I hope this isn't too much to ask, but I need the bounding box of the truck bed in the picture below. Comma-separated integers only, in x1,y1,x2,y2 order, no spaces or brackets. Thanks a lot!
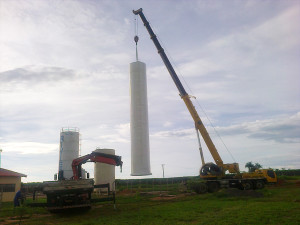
43,179,94,211
43,179,94,194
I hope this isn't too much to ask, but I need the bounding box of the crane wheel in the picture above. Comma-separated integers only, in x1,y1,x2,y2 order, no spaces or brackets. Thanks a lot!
198,183,208,194
207,182,220,193
200,163,222,177
243,181,253,190
191,182,207,194
254,181,264,189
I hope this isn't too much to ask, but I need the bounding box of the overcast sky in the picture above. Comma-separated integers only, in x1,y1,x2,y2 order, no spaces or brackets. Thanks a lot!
0,0,299,182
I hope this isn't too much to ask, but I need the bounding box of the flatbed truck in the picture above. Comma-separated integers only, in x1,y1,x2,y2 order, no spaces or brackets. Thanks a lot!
42,151,122,211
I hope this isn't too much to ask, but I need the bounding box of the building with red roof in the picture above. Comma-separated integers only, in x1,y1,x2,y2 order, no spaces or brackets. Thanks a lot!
0,168,27,202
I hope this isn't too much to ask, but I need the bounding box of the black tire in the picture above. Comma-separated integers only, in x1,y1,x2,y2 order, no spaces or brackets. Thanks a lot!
243,181,253,190
207,182,220,193
255,181,265,189
193,183,207,194
198,183,208,194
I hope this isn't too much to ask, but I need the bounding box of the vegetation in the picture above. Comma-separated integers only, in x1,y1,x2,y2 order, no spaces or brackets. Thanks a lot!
245,161,262,172
0,175,299,224
275,169,300,176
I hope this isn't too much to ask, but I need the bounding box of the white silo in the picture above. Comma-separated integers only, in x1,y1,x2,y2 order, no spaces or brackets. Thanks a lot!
58,127,80,180
94,148,116,192
130,61,151,176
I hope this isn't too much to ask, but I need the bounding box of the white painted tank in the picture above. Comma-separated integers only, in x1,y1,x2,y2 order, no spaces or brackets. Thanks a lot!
58,127,80,180
94,148,116,192
130,61,152,176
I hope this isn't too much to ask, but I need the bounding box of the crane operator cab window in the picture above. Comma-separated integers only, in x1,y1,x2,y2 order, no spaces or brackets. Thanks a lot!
267,170,276,178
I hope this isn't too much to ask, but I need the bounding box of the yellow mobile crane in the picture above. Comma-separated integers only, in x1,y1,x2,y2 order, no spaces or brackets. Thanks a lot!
133,8,277,193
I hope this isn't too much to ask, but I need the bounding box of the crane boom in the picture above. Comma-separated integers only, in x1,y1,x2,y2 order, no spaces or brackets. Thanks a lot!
72,151,123,180
133,8,224,167
132,9,280,187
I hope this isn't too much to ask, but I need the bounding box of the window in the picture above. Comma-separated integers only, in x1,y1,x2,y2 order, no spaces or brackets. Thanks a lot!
0,184,16,192
267,170,275,178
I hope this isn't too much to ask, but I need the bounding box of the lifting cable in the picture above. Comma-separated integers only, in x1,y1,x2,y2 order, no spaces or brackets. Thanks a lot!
155,34,237,163
134,15,139,61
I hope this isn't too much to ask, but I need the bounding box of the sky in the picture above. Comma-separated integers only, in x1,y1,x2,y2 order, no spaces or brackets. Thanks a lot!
0,0,299,182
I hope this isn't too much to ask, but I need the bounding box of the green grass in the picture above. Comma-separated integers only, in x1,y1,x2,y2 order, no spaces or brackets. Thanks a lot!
1,179,299,225
278,175,300,180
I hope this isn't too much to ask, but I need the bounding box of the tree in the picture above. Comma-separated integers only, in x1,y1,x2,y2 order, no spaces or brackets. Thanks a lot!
245,162,255,172
254,163,262,170
245,162,263,172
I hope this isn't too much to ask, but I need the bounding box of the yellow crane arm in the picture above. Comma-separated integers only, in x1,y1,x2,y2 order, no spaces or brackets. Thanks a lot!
182,95,223,166
133,8,240,176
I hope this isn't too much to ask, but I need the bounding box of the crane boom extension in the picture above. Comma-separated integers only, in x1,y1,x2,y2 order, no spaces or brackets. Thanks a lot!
72,151,123,180
133,8,224,168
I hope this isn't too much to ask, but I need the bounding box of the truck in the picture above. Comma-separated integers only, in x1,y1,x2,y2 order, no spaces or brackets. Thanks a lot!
43,150,122,211
133,8,277,193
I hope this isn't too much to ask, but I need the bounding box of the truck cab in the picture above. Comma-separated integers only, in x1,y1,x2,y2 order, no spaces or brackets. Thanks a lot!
255,169,277,183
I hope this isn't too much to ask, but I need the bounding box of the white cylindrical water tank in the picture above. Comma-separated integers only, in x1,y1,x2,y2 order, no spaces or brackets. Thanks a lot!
58,127,80,180
130,61,152,176
94,148,116,192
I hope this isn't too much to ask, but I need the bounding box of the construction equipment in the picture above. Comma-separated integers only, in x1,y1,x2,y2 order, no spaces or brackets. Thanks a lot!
72,151,122,180
43,151,122,211
133,8,277,192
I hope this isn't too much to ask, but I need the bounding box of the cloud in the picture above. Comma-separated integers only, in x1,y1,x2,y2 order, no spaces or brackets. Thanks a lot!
1,142,57,154
178,59,220,77
151,128,195,139
249,7,300,51
163,121,173,127
205,6,300,66
0,0,131,72
97,123,130,144
217,112,300,143
151,112,300,144
0,66,77,85
247,114,300,143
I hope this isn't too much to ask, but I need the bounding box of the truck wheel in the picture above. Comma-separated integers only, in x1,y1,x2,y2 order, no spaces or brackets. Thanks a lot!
243,181,253,190
198,183,208,194
193,183,207,194
208,182,220,193
255,181,264,189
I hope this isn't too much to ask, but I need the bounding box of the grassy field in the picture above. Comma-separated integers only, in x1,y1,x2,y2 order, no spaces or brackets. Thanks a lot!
0,177,299,225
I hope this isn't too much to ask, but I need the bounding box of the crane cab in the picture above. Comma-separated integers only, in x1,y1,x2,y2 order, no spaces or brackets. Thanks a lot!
254,169,277,183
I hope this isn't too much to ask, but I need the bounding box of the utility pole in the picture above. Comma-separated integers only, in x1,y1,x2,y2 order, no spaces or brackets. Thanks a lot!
161,164,165,178
0,149,2,207
0,149,2,168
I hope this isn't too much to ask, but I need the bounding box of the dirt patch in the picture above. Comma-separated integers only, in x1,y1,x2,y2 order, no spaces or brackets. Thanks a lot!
140,191,168,196
275,179,286,186
151,195,177,201
93,204,104,209
150,193,194,201
117,190,136,196
0,215,50,225
1,218,28,225
272,179,300,188
221,189,264,198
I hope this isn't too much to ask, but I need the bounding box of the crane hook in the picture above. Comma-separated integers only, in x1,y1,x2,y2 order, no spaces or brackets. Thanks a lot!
134,15,139,61
134,35,139,44
134,35,139,61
